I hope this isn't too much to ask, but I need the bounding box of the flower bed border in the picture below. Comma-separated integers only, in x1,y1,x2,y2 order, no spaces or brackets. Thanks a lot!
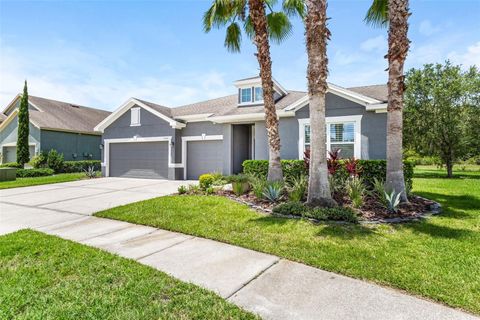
224,193,441,225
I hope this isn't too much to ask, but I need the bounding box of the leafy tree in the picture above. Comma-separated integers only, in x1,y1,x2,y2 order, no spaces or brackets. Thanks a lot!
364,0,410,202
203,0,300,182
404,62,480,177
17,81,30,168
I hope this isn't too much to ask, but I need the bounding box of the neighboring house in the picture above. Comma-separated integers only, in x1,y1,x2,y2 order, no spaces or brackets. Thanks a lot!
0,95,111,163
95,76,388,180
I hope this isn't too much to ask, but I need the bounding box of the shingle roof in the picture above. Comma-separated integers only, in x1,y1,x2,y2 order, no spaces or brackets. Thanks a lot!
135,98,172,118
26,96,111,133
348,84,388,102
171,90,307,118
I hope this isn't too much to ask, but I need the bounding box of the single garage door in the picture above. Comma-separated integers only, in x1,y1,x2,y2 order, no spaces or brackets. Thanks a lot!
109,141,169,179
2,145,35,163
186,140,223,180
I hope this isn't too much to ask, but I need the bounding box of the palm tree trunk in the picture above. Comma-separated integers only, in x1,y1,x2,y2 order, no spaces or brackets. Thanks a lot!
305,0,336,207
248,0,283,182
386,0,410,202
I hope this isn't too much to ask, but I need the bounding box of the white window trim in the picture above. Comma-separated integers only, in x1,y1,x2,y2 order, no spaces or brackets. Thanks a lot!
239,87,253,105
298,115,362,159
130,107,141,126
181,134,223,180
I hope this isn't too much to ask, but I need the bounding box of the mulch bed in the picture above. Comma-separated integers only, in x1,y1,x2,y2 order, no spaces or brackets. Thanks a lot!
217,189,441,224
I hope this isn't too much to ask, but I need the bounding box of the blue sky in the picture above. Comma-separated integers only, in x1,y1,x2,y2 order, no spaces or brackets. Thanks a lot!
0,0,479,111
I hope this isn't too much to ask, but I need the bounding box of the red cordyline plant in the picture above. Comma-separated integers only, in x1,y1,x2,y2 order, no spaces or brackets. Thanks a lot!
327,149,341,175
344,157,361,177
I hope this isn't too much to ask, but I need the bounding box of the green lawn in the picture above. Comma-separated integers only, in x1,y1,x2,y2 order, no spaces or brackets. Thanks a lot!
0,230,256,320
96,167,480,314
0,173,86,189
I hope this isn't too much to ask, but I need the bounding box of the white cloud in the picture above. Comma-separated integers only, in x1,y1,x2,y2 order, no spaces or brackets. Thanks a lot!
0,40,233,111
448,41,480,67
360,35,386,52
419,20,441,36
332,50,361,66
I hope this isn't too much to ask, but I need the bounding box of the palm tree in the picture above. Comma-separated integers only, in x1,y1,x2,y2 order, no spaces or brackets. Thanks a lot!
203,0,297,182
365,0,410,202
303,0,336,206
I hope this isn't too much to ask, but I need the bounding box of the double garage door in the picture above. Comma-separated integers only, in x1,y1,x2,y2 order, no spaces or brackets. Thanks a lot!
108,140,223,180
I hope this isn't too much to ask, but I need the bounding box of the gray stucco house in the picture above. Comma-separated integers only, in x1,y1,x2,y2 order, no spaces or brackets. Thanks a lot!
95,76,388,180
0,95,111,163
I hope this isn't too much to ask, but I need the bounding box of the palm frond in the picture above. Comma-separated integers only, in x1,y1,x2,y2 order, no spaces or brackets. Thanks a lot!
267,12,292,44
364,0,388,28
243,16,255,40
203,0,236,32
225,22,242,52
282,0,306,19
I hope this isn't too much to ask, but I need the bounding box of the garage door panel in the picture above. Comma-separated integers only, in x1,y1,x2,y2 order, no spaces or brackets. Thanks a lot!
109,142,168,179
187,140,223,180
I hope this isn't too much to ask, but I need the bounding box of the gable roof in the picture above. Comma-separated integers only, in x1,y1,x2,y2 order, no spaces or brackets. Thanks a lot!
348,84,388,102
94,98,186,132
0,95,111,134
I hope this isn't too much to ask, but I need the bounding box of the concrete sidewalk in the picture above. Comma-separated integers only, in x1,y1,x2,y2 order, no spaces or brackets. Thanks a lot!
1,179,477,320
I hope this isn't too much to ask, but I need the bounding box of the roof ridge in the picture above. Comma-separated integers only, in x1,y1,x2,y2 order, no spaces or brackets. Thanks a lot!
347,84,387,89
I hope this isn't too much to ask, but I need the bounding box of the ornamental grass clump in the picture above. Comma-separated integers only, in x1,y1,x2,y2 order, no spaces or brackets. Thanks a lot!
286,175,307,202
346,176,366,208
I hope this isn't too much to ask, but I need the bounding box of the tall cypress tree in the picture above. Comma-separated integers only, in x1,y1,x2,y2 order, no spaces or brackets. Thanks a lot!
17,81,30,167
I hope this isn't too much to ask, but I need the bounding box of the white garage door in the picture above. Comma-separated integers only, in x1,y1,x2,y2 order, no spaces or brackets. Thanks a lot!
2,145,35,163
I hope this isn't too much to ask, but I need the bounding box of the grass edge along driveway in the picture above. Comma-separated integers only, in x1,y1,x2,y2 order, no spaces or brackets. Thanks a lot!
0,230,257,320
0,173,86,189
95,168,480,315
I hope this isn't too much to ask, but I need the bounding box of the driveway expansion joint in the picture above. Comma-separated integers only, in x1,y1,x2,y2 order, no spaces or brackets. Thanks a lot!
226,258,280,300
136,236,196,261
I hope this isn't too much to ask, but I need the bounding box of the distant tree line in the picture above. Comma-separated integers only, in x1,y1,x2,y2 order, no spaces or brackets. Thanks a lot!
404,61,480,177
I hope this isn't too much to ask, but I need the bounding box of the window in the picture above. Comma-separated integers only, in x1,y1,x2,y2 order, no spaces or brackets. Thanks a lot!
254,87,263,102
130,107,141,126
298,116,362,159
329,122,355,158
240,88,252,104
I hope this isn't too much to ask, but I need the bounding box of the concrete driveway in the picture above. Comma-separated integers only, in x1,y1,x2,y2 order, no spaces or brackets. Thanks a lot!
0,177,190,234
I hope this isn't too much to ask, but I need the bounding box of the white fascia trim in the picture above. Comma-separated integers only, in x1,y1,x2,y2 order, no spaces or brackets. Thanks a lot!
297,115,363,160
0,109,18,132
209,110,295,124
174,113,214,123
95,98,185,132
103,136,180,177
284,95,309,111
1,94,21,115
181,134,223,180
327,83,381,106
365,103,388,111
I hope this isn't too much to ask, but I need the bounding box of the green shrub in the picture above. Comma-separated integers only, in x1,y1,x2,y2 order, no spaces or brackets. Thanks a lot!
30,152,48,168
0,162,22,168
47,150,64,173
243,159,414,192
63,160,101,173
199,173,214,190
187,184,201,194
286,175,307,202
178,185,187,194
272,201,358,223
308,207,358,223
248,174,267,199
243,160,307,180
16,168,54,178
345,177,366,208
272,201,307,216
